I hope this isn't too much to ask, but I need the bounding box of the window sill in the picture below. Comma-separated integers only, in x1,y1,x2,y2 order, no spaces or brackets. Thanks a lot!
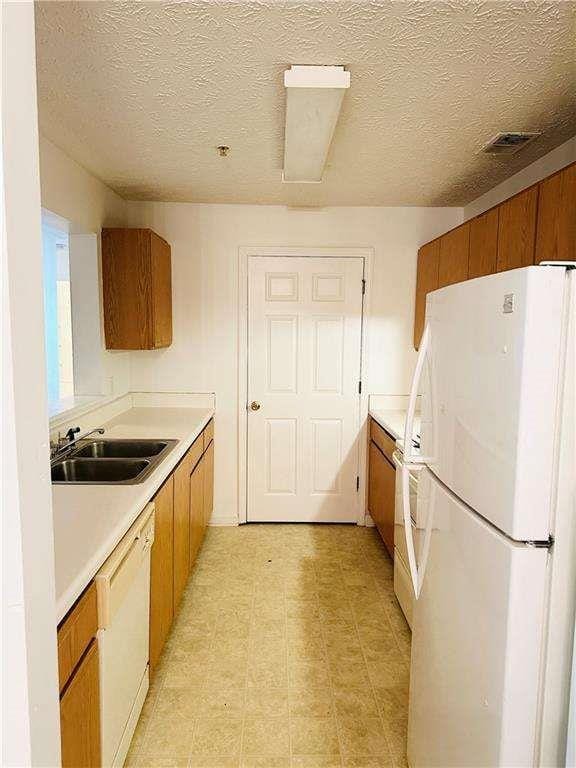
48,394,114,427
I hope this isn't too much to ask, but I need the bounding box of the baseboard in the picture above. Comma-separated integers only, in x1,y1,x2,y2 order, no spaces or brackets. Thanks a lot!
208,512,239,527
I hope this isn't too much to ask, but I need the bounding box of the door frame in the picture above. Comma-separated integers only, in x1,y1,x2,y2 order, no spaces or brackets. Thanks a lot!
237,246,374,525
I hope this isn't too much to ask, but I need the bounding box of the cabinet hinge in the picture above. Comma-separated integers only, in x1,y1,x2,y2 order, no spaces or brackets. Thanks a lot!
358,380,362,394
356,476,360,491
361,279,366,295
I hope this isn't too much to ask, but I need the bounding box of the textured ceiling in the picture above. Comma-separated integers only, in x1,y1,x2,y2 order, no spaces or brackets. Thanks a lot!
35,0,576,206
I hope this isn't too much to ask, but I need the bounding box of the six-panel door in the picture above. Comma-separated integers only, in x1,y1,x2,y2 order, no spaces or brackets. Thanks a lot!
247,256,364,522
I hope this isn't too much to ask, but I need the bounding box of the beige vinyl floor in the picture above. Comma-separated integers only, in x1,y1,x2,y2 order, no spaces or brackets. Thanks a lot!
126,524,411,768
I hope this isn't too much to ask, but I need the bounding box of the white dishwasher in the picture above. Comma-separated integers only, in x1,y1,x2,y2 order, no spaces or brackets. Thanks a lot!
96,503,155,767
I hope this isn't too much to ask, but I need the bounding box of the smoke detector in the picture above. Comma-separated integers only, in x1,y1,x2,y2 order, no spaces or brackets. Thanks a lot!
482,132,541,155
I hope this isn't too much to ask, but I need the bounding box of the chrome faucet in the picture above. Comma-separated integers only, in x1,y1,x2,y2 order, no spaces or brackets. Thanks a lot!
50,426,105,461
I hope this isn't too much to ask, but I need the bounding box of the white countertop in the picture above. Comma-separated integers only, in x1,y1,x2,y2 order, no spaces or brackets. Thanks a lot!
369,408,421,443
52,406,214,623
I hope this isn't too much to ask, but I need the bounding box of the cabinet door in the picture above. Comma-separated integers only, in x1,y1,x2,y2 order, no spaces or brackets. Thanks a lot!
151,232,172,348
496,185,538,271
173,455,192,612
102,228,153,349
368,442,395,558
202,439,214,530
60,639,100,768
438,223,470,288
189,457,205,569
468,208,499,279
414,240,440,350
149,475,174,675
535,164,576,263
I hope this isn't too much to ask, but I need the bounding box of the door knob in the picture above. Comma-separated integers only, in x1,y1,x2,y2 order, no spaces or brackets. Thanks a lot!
250,401,261,411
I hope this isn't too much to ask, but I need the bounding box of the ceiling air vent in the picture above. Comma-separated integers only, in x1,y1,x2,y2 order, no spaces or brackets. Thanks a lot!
482,132,541,155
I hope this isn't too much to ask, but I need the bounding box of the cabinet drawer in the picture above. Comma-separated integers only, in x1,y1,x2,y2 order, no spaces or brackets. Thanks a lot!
57,583,98,693
203,418,214,449
369,418,396,464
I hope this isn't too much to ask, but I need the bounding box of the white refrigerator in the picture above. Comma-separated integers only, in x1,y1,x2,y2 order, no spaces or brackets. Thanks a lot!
400,265,576,767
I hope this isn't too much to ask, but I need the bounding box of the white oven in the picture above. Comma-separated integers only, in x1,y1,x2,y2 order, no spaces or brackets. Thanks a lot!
392,449,420,628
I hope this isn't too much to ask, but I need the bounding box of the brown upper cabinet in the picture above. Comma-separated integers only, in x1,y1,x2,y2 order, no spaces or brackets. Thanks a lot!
469,208,499,279
102,228,172,350
496,185,538,272
413,162,575,350
438,223,470,288
535,164,576,264
413,240,440,350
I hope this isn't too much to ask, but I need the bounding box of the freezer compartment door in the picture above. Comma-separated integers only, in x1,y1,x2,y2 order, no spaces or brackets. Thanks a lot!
408,468,549,768
421,266,565,541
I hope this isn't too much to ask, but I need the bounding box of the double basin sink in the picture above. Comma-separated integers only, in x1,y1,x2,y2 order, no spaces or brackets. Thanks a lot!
51,439,178,485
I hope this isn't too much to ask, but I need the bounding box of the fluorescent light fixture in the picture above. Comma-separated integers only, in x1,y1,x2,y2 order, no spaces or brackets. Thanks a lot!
283,65,350,183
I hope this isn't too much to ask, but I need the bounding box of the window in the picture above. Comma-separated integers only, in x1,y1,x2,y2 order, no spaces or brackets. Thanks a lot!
42,215,74,404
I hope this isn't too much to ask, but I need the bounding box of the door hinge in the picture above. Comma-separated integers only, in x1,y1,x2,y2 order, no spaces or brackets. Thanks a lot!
361,279,366,295
358,380,362,394
356,476,360,491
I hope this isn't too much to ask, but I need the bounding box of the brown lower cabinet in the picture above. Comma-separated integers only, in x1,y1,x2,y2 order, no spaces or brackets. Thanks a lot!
56,418,215,762
368,418,396,559
58,583,100,768
149,474,175,675
189,455,205,564
202,438,214,526
60,640,101,768
190,435,214,571
173,435,204,612
149,419,215,677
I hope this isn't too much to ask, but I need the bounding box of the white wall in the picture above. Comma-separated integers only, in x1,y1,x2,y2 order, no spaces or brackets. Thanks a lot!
125,202,462,522
39,136,132,400
464,137,576,219
2,3,61,764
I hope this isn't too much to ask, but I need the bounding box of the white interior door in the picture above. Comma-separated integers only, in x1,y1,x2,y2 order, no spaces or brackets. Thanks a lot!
247,256,364,523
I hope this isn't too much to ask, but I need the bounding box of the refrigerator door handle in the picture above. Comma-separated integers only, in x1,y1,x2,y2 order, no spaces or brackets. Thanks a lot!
404,322,433,464
402,464,434,599
402,464,420,597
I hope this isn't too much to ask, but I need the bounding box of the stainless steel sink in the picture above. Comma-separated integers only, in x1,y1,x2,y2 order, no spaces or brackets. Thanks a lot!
51,458,150,484
51,438,178,484
74,439,171,459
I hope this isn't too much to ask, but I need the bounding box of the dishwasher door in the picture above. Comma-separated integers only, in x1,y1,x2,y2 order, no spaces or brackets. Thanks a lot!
96,504,155,768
